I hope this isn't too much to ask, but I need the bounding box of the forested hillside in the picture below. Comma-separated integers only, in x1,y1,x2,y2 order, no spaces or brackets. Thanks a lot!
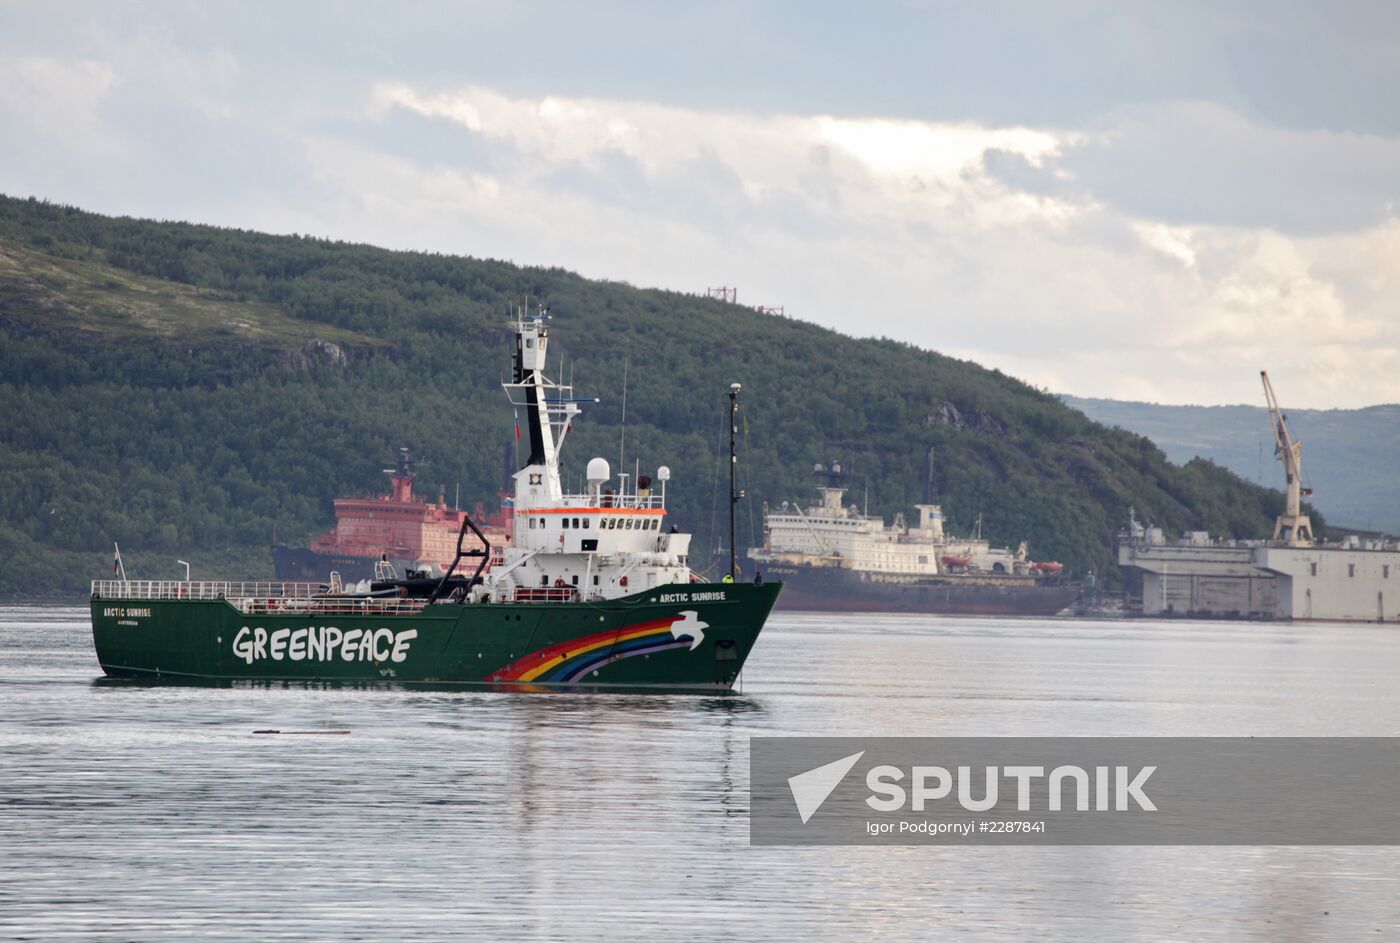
0,194,1313,597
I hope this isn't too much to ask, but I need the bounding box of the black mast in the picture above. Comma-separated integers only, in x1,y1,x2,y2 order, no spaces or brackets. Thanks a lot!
728,383,742,580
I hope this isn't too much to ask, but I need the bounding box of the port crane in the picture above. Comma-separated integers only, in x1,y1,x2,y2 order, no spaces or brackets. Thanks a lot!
1261,370,1314,547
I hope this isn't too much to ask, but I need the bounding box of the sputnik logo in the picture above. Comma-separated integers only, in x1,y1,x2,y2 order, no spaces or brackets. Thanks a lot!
788,751,865,824
669,610,708,651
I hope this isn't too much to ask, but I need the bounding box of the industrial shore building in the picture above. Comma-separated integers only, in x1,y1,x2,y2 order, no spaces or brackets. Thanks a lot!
1117,372,1399,623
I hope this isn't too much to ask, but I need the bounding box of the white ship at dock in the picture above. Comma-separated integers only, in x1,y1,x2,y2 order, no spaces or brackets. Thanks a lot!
749,460,1077,615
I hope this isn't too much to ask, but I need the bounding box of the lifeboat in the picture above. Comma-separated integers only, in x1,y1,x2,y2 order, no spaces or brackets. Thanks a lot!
940,555,970,568
1029,561,1064,574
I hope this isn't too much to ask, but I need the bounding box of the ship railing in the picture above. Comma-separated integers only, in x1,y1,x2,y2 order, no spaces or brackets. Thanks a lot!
506,586,583,604
555,493,666,511
91,580,324,601
236,596,432,617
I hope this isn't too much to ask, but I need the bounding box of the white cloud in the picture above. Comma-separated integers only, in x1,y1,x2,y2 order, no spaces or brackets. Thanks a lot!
1,33,1397,409
0,55,126,156
340,84,1400,407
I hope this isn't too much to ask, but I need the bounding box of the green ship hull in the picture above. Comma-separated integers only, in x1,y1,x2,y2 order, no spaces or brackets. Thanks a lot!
91,582,779,691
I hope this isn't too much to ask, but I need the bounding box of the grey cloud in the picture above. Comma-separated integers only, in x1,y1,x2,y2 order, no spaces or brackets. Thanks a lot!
1062,101,1400,235
7,0,1398,135
981,149,1072,199
344,107,507,174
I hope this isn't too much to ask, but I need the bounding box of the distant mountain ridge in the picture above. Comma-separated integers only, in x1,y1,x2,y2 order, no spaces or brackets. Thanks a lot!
1063,396,1400,535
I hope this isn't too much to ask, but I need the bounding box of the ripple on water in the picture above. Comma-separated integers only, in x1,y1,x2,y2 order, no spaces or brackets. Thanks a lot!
0,606,1397,941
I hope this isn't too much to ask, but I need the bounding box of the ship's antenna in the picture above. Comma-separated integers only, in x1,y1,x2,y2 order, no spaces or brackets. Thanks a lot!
728,383,743,581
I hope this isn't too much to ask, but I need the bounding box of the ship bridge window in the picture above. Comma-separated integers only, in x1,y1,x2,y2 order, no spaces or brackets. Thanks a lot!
1310,562,1317,576
1349,564,1356,578
583,518,590,528
538,518,545,529
528,518,536,530
541,574,549,586
563,518,570,529
573,518,581,528
1386,565,1391,579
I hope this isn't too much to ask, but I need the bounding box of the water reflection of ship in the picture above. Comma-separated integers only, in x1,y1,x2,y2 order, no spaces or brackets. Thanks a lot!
271,446,510,582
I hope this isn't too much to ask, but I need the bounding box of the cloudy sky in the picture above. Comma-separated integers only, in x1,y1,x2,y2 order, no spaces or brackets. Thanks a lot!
2,1,1397,408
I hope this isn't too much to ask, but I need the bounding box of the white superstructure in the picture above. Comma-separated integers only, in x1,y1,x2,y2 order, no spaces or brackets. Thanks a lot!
479,308,692,602
751,463,1053,578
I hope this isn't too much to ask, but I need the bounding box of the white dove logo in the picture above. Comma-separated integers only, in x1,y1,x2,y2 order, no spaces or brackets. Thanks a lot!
669,610,708,651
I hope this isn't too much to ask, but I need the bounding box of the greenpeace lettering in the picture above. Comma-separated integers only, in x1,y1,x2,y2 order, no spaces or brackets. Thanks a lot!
232,626,418,665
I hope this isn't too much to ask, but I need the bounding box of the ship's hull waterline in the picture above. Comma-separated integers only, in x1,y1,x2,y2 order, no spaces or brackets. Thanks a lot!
762,564,1078,616
91,582,780,691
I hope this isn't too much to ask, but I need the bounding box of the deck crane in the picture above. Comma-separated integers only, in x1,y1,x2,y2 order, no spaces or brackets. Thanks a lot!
1260,370,1314,547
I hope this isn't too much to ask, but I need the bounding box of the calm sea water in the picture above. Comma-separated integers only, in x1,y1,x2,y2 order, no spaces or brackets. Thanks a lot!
2,606,1397,941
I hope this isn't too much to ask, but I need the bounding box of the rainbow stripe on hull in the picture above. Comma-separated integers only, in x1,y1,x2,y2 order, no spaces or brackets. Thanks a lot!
490,616,697,684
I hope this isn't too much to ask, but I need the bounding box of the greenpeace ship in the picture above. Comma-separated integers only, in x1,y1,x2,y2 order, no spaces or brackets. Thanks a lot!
90,307,780,690
272,448,510,583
